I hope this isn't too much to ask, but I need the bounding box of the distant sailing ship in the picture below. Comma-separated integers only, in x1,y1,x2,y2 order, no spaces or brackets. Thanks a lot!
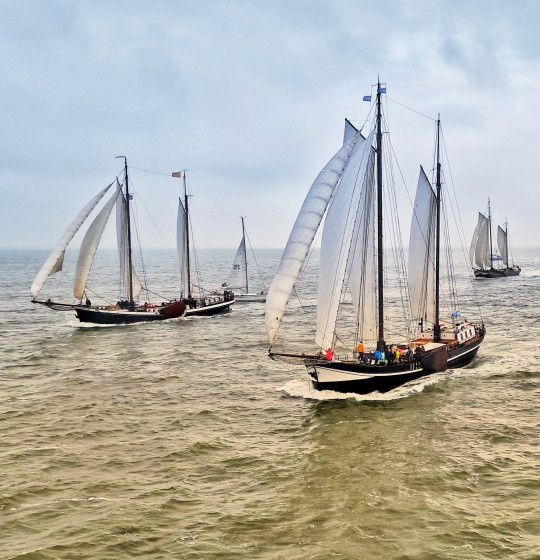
223,217,267,303
469,200,521,278
173,171,235,314
265,81,485,394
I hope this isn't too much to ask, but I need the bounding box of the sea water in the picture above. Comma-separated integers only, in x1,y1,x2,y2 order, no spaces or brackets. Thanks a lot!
0,248,538,559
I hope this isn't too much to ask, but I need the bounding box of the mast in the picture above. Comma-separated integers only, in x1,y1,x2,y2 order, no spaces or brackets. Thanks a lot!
488,198,493,269
505,219,509,268
184,173,192,298
434,116,442,342
241,217,248,293
376,79,385,350
116,156,134,308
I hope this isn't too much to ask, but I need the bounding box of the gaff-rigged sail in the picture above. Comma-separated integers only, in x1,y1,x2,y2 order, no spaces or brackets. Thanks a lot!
265,125,360,345
73,185,121,300
347,149,377,342
316,131,374,349
116,190,143,299
176,198,188,297
497,225,508,267
226,236,247,292
31,182,115,296
469,212,490,269
408,167,437,324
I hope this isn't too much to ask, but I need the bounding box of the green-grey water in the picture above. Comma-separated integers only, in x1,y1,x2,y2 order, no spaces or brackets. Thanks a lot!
0,249,538,559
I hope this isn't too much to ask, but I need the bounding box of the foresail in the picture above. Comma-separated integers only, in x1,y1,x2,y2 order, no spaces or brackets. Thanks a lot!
226,236,247,291
497,225,508,267
116,191,143,300
265,126,359,345
469,213,490,269
316,130,374,349
31,182,115,296
176,198,188,296
73,186,121,300
408,167,437,324
347,149,377,342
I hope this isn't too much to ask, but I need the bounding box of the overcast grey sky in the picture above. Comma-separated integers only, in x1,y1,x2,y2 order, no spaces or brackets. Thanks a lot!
1,0,539,250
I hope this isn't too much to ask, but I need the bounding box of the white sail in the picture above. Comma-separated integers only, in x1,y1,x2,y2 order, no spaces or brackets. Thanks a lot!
73,186,121,300
316,130,374,349
265,123,360,345
226,236,247,291
343,118,358,145
497,225,508,267
31,182,114,296
347,150,377,341
116,191,143,300
408,167,437,323
176,198,188,297
469,212,490,269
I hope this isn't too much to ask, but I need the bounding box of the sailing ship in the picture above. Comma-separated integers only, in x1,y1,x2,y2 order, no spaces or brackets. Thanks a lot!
223,217,267,302
265,81,485,394
31,157,187,324
469,200,521,277
173,171,235,315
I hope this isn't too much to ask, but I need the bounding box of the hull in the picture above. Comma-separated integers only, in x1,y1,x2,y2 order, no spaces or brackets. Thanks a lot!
474,267,520,278
307,335,484,394
75,307,171,324
185,298,234,316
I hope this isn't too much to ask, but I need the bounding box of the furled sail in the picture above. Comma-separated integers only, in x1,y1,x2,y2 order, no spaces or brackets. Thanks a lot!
408,167,437,323
116,190,143,299
347,149,377,341
31,182,115,296
226,236,247,291
176,198,188,297
497,225,508,267
265,123,360,345
73,186,121,300
469,212,490,269
316,130,374,349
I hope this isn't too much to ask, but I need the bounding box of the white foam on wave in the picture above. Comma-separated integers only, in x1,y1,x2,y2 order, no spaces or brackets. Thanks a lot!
278,373,450,402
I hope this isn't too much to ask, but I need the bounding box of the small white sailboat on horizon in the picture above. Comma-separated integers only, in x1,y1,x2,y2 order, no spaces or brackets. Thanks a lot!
223,217,267,303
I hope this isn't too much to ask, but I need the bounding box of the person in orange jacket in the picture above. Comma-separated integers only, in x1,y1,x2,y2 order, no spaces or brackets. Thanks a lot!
323,348,334,361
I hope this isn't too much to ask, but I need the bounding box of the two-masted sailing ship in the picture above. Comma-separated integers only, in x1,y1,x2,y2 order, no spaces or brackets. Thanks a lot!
469,200,521,278
173,171,235,314
223,217,267,302
265,81,485,394
31,160,233,324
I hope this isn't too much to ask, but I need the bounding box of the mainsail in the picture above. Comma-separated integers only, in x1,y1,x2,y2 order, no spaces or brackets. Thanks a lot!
497,225,508,268
347,149,377,342
408,167,437,323
226,236,247,291
73,186,121,300
31,182,115,296
116,190,143,299
265,124,360,345
316,131,374,349
469,212,490,269
176,198,188,296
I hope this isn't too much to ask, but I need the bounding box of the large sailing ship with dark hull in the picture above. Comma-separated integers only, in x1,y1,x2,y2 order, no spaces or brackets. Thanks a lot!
470,200,521,278
265,81,485,394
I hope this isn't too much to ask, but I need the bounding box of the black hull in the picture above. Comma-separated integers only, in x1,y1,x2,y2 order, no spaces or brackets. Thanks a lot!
75,308,168,324
474,267,520,278
186,301,234,316
309,336,484,394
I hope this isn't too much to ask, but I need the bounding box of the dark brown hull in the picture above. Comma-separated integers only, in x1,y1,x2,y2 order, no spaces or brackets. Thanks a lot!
473,267,520,278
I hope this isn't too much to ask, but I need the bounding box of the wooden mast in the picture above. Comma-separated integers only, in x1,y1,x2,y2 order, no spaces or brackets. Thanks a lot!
116,156,134,308
505,219,509,269
241,217,248,293
434,116,442,342
487,198,494,269
376,79,385,351
184,173,192,298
